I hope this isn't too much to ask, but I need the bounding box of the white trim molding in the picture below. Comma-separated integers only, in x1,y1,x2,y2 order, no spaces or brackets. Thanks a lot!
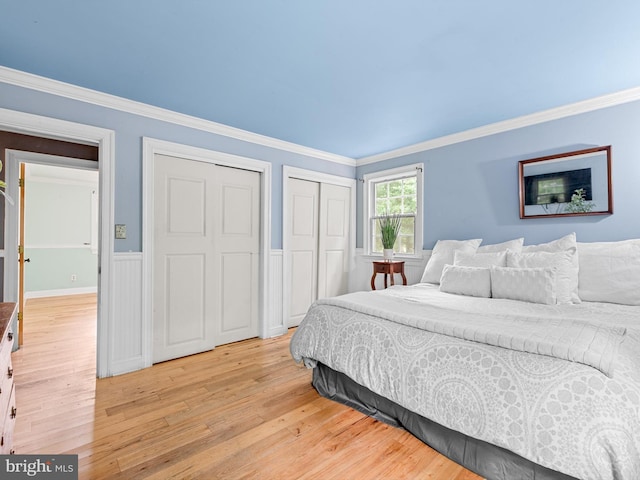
0,107,115,378
142,137,273,366
358,85,640,165
0,65,355,167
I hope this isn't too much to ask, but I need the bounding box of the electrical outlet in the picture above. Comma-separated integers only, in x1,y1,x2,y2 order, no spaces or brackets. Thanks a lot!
71,274,77,282
115,224,127,239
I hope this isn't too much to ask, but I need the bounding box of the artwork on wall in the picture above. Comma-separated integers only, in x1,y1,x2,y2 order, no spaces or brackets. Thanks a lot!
518,146,613,219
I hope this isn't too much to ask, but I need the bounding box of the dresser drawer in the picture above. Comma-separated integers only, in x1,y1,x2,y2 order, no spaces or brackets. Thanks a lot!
0,348,12,419
0,384,16,455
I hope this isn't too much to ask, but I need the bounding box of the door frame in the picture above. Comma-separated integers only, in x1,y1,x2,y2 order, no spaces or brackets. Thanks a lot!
142,137,272,364
0,107,115,378
282,166,356,329
6,151,99,344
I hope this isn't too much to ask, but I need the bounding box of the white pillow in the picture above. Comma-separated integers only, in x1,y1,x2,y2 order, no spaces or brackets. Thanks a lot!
420,239,482,284
454,250,507,268
520,233,580,303
506,249,577,304
491,266,557,305
440,265,491,298
577,239,640,305
477,238,524,253
521,232,577,253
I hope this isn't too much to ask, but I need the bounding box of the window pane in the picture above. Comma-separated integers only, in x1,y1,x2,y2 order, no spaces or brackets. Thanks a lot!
400,217,414,235
403,177,416,195
375,183,388,198
375,199,388,216
388,198,403,214
388,180,403,197
404,196,417,213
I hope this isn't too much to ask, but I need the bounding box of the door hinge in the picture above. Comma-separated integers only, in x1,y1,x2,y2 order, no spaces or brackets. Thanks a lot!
17,312,23,322
18,178,24,188
18,245,23,255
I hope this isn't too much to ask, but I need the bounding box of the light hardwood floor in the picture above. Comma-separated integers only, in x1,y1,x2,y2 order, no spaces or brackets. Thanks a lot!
12,294,483,479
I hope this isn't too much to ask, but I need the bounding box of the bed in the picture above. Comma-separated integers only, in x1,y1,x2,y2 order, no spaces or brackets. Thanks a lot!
290,234,640,480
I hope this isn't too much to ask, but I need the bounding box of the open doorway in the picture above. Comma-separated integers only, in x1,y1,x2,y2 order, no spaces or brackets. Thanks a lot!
4,151,99,379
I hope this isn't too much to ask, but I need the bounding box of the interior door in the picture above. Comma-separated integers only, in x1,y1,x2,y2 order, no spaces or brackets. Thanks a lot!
213,165,260,345
153,154,217,363
18,163,25,346
287,178,319,327
317,183,351,299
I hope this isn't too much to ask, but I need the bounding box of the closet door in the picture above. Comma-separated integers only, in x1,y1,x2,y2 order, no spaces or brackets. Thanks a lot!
213,165,260,345
286,177,352,327
317,183,351,299
287,178,319,327
153,155,260,363
153,154,217,363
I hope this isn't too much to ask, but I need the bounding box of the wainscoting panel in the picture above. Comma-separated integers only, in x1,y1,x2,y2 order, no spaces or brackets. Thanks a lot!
110,252,145,375
266,250,286,338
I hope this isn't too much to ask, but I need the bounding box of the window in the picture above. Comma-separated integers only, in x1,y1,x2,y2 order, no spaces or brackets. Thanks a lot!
363,164,423,257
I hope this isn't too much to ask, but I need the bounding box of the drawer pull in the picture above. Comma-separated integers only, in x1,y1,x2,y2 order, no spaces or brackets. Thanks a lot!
1,435,3,446
11,406,16,419
7,332,13,341
7,367,13,379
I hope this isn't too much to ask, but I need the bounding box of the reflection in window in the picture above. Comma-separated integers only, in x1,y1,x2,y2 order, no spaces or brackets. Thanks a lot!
536,177,566,204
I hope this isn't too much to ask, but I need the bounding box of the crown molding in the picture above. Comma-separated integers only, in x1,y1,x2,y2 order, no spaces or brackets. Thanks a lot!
357,85,640,166
0,66,356,167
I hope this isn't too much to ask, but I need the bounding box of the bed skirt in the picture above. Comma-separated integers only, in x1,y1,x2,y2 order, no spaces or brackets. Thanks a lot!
312,362,578,480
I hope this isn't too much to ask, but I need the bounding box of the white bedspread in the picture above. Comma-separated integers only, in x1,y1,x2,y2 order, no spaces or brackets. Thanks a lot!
290,284,640,480
318,284,629,377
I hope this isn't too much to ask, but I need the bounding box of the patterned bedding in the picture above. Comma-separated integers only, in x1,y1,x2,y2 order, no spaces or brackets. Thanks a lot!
290,284,640,480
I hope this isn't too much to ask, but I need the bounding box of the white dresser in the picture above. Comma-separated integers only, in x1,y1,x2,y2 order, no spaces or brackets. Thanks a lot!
0,303,17,454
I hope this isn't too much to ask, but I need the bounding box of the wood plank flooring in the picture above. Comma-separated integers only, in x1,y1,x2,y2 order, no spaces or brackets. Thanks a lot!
12,294,483,479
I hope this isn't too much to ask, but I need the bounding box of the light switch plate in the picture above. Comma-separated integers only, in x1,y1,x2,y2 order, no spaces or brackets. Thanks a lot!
115,224,127,239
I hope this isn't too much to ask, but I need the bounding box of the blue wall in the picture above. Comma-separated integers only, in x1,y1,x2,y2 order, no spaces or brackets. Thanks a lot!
356,99,640,249
0,80,355,251
3,74,640,254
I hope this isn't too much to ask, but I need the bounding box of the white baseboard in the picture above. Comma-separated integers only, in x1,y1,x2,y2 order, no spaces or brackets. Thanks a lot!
25,286,98,299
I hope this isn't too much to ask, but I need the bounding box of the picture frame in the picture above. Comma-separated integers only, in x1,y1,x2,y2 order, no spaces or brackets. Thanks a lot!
518,146,613,219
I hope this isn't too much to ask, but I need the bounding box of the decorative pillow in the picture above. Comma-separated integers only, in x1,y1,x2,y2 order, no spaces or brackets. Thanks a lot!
520,232,580,303
506,249,576,304
490,266,557,305
577,239,640,305
420,239,482,284
440,265,491,298
477,238,524,253
454,250,507,268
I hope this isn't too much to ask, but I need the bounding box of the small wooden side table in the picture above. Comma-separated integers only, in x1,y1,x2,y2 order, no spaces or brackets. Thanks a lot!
371,261,407,290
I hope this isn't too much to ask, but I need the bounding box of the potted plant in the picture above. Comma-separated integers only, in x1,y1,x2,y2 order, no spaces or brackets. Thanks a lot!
378,213,402,261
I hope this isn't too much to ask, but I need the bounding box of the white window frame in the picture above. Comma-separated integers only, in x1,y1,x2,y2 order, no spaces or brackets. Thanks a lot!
363,163,423,258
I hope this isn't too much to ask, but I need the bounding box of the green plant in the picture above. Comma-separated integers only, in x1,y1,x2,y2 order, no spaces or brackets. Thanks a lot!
378,213,402,250
564,188,595,213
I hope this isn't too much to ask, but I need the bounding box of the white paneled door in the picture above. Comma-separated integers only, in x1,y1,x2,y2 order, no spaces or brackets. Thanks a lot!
287,178,351,327
288,179,320,327
153,154,260,363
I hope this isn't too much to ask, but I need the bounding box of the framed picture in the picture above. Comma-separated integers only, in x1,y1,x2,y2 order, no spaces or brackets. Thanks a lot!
518,146,613,219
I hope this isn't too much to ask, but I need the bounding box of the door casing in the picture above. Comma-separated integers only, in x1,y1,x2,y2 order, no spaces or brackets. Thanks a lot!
0,107,114,378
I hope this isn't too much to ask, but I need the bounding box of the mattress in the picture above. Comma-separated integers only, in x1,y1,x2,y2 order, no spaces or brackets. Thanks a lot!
290,284,640,480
